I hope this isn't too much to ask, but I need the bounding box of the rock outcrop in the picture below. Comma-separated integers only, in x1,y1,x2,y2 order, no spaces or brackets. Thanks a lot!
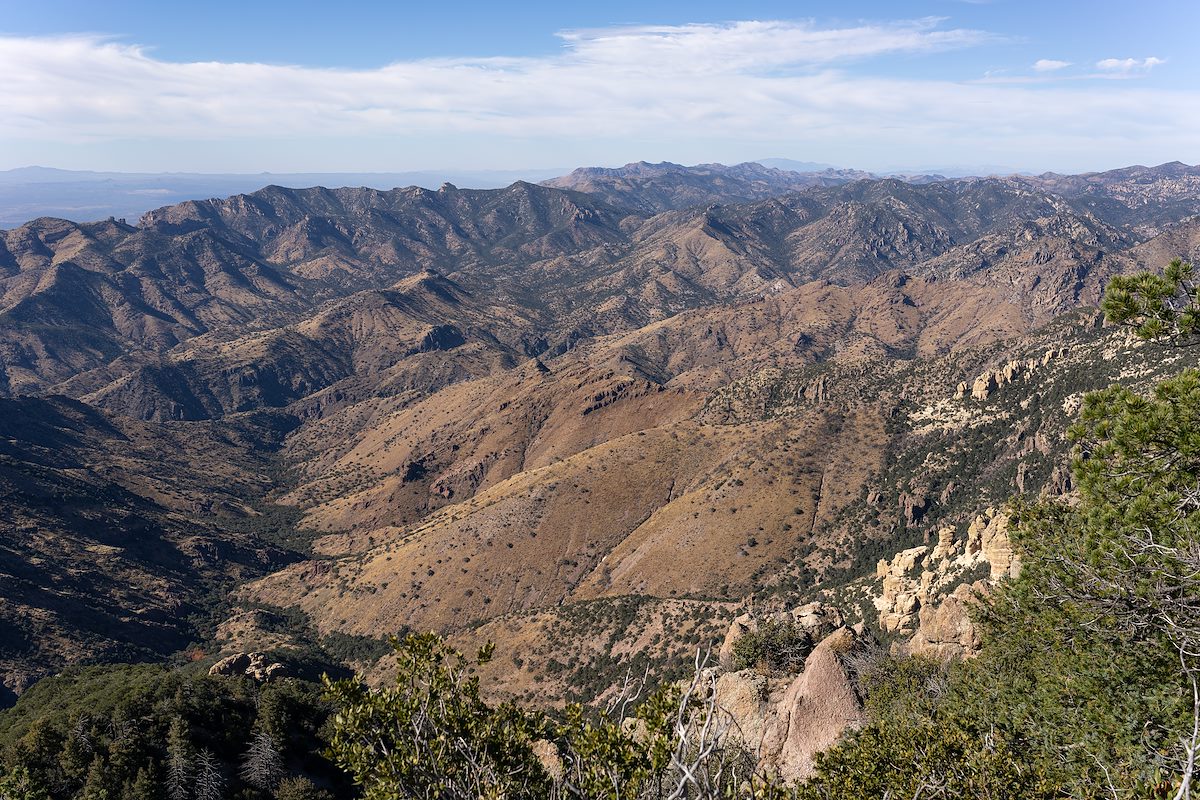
874,507,1020,658
907,583,982,659
208,652,290,682
713,608,862,783
759,628,863,780
956,349,1063,401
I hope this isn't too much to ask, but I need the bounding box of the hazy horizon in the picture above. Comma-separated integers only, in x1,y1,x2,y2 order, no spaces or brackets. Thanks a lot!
1,0,1197,175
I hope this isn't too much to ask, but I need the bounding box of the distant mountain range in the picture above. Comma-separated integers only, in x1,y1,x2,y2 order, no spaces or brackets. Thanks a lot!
2,158,1200,705
1,158,1180,230
0,165,570,228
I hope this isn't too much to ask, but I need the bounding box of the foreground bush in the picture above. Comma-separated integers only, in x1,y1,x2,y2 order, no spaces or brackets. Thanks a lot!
730,619,812,674
325,633,791,799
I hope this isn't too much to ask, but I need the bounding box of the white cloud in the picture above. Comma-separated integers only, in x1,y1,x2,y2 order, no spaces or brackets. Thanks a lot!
1032,59,1071,72
0,21,990,143
1096,56,1166,73
0,22,1192,172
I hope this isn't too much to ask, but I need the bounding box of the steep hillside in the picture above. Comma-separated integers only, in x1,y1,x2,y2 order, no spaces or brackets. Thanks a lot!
0,183,627,396
0,397,298,698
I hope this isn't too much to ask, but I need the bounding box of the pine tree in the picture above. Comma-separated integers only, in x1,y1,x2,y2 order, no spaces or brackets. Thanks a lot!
124,765,161,800
80,755,112,800
0,765,50,800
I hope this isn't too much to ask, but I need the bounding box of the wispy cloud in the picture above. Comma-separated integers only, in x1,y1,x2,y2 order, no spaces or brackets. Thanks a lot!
1032,59,1071,72
557,17,996,73
0,20,1192,171
0,19,998,142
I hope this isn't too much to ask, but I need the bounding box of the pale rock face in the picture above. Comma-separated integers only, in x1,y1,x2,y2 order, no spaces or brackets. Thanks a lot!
971,373,997,401
714,627,863,783
931,525,957,561
714,669,773,750
765,628,863,781
791,601,844,638
963,350,1058,403
208,651,290,681
874,545,929,632
874,507,1020,655
967,508,1020,581
907,582,983,660
531,739,564,781
801,374,828,403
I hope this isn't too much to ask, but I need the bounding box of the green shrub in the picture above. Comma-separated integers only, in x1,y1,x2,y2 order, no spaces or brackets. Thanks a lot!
731,619,812,673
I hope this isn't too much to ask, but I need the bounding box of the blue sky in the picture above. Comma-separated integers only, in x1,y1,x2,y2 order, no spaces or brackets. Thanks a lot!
1,0,1197,173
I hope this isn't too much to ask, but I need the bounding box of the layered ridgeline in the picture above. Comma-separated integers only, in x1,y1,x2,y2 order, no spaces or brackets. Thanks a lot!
2,160,1200,715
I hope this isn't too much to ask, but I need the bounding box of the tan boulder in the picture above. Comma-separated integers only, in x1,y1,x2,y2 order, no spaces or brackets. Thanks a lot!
931,526,957,561
720,603,843,670
719,613,757,670
981,513,1020,580
531,739,563,781
790,602,842,640
714,669,773,754
760,628,863,781
209,653,252,677
966,508,1020,580
971,373,997,401
874,545,929,633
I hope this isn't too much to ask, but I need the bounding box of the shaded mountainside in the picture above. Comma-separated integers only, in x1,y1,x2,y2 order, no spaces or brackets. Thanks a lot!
0,396,299,699
0,160,1197,703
